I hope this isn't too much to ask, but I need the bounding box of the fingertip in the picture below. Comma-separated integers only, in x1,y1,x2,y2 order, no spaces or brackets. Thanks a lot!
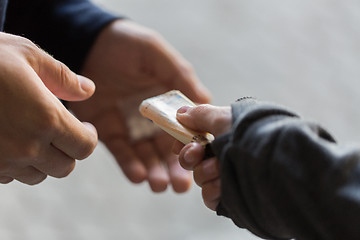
77,75,96,97
83,122,98,139
179,76,212,104
26,174,48,186
149,183,168,193
109,139,148,184
130,173,146,184
124,161,147,184
195,85,212,104
148,171,169,193
179,144,193,169
176,104,213,132
204,198,220,212
75,122,98,159
67,160,77,177
171,170,193,193
0,176,14,184
179,143,204,170
177,105,192,115
176,106,192,124
164,153,193,193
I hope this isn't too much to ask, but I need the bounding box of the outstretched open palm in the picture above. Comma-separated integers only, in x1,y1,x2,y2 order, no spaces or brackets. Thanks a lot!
68,20,211,192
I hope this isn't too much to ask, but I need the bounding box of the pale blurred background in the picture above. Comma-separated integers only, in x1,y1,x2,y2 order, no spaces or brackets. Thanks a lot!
2,0,360,239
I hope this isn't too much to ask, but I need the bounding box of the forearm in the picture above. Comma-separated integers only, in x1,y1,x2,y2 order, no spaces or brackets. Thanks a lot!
212,98,360,240
5,0,120,72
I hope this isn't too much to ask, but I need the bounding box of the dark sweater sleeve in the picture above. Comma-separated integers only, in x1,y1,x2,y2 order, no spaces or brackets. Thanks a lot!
211,98,360,240
4,0,120,73
0,0,7,31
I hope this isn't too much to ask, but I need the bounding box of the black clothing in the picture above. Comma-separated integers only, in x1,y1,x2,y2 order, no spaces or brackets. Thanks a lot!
0,0,7,31
211,98,360,240
1,0,119,72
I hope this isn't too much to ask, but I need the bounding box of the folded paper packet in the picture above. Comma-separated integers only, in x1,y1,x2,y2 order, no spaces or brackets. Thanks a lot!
139,90,214,146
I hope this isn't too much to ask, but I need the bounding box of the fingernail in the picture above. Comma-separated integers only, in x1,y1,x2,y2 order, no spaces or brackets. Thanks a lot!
177,106,192,114
83,122,98,136
78,75,95,93
184,151,194,164
184,145,196,164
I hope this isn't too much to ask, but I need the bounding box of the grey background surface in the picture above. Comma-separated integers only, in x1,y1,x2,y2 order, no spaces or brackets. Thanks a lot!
2,0,360,239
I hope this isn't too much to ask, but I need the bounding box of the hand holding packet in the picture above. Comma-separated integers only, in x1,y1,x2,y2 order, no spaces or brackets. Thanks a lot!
139,90,214,146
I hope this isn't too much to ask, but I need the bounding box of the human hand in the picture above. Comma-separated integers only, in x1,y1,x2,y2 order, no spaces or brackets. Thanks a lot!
68,20,211,193
0,32,98,185
175,105,231,210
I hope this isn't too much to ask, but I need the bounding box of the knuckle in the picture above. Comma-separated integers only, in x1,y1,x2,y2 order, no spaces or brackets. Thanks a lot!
21,142,41,162
195,104,211,112
17,35,36,51
57,61,75,90
19,37,42,66
193,104,211,116
34,106,60,134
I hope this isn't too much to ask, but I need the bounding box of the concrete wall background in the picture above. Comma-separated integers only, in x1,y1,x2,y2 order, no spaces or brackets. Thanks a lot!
2,1,360,239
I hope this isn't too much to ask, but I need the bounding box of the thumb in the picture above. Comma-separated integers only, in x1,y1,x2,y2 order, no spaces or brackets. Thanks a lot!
176,104,232,137
173,71,212,104
33,50,95,101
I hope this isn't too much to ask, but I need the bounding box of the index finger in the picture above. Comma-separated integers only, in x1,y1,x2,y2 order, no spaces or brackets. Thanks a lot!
51,106,98,160
173,72,212,104
179,142,204,170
